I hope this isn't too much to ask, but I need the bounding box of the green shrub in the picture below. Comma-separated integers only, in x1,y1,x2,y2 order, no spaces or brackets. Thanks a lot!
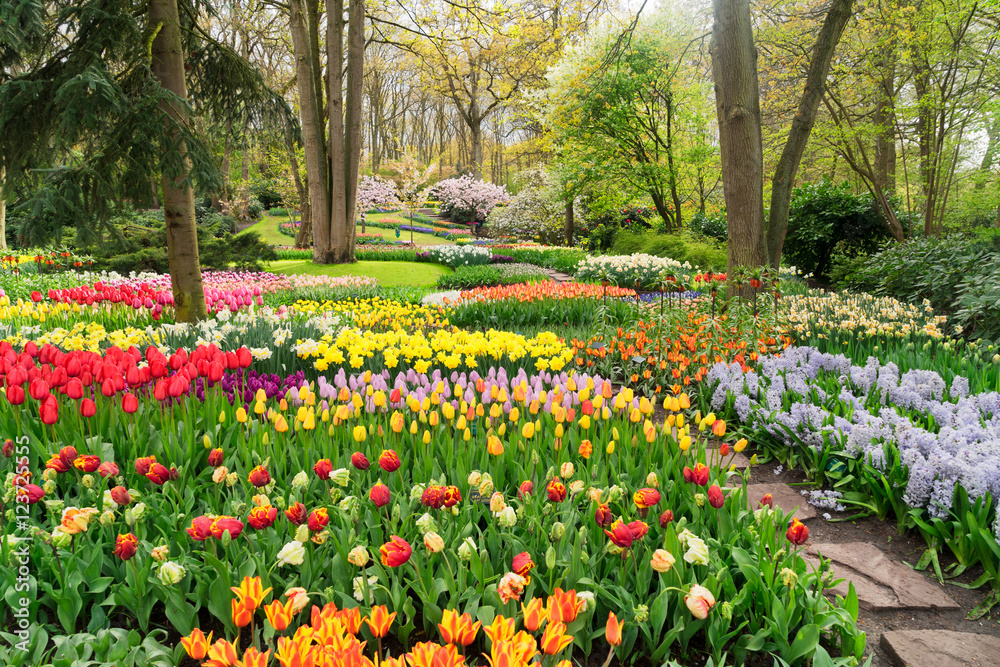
610,230,727,270
688,210,728,242
784,180,897,281
268,207,289,217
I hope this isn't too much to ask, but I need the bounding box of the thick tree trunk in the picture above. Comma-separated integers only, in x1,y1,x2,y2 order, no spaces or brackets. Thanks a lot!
650,190,674,232
711,0,767,275
326,0,363,263
149,0,207,322
564,199,574,246
765,0,853,268
470,122,483,179
327,0,348,263
0,167,7,251
874,44,897,195
289,0,330,263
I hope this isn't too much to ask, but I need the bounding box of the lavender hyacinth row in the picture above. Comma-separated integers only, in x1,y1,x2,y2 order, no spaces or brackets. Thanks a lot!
707,346,1000,536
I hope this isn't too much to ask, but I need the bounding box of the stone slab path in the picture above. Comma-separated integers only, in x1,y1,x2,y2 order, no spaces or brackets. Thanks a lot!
804,542,959,611
745,482,817,521
880,630,1000,667
543,269,574,283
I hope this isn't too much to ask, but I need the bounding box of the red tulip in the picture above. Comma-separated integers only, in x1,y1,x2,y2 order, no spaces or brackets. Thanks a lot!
306,459,331,480
74,455,100,473
604,521,634,549
111,486,131,505
248,506,278,530
135,455,155,476
683,463,710,486
627,520,649,540
389,388,402,403
421,485,445,509
307,508,329,531
236,347,252,368
594,503,613,527
378,449,401,472
369,482,391,508
659,509,674,528
23,484,45,504
707,484,725,509
5,384,25,405
114,533,139,560
758,494,773,508
146,462,171,485
2,439,13,458
210,516,244,539
518,480,533,499
547,479,567,503
207,448,224,467
284,502,306,525
786,519,809,545
121,393,138,414
512,552,535,582
379,535,412,567
80,398,96,418
97,461,119,478
248,465,270,487
28,377,49,401
66,378,84,399
40,394,59,424
350,452,370,470
443,485,461,507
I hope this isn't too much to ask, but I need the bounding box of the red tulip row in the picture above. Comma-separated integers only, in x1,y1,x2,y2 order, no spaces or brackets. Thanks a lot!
1,341,253,423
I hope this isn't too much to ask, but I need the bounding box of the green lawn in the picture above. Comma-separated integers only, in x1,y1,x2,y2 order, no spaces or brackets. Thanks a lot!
245,213,451,247
267,260,451,288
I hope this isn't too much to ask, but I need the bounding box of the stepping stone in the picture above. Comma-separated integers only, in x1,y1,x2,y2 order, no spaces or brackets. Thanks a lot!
745,483,817,521
880,630,1000,667
804,542,959,611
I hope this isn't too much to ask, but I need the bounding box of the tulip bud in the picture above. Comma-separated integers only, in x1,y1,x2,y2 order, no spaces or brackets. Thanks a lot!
151,545,169,562
158,561,186,585
348,546,370,567
550,522,565,541
294,524,310,543
545,545,556,569
100,510,115,526
458,537,476,561
416,512,438,534
52,529,72,549
560,462,574,479
81,474,94,489
634,604,649,623
43,479,58,495
226,473,238,487
292,471,309,490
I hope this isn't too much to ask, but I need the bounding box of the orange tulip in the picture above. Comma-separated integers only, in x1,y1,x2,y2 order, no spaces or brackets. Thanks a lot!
365,604,397,638
605,611,624,646
405,641,464,667
238,647,270,667
275,636,313,667
205,638,239,667
230,576,272,613
521,597,546,632
231,597,254,628
180,628,213,660
264,599,295,631
539,621,574,655
483,615,517,644
438,608,481,646
546,588,583,624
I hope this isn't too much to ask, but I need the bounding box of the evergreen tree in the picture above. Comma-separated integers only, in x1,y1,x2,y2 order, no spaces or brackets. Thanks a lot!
0,0,292,321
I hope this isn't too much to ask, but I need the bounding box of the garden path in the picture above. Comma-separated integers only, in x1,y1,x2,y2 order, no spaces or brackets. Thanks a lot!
742,461,1000,666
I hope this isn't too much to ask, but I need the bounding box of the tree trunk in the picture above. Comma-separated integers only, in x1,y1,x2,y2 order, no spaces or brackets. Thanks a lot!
765,0,853,268
470,122,483,179
874,43,897,195
914,62,934,236
564,199,574,246
711,0,767,275
149,0,207,322
289,0,330,263
285,122,311,248
326,0,363,263
220,121,231,213
240,140,251,219
0,167,7,251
